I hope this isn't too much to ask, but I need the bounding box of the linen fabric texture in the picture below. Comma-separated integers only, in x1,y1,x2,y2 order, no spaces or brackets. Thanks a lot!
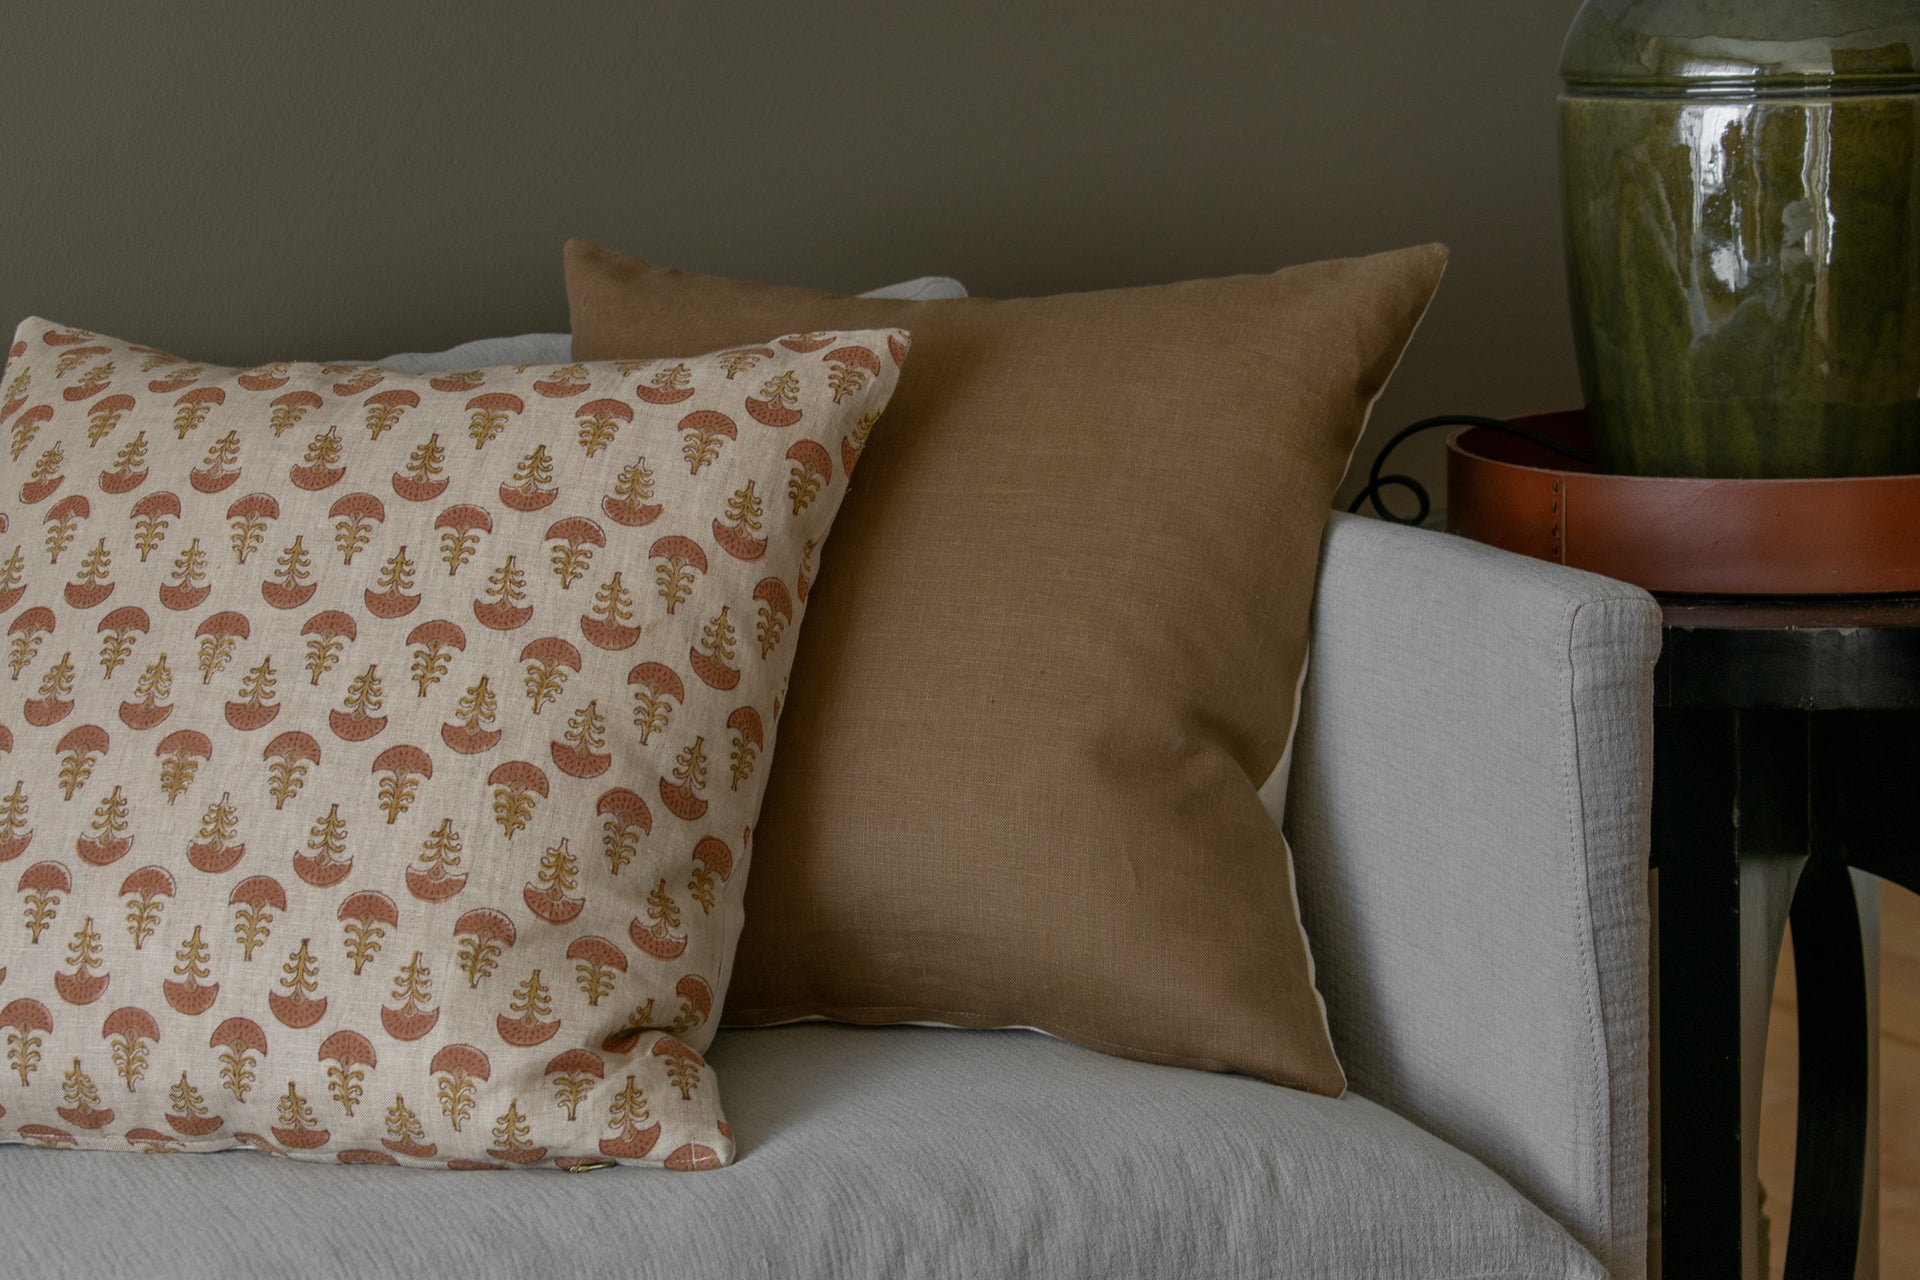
0,317,908,1169
566,238,1448,1092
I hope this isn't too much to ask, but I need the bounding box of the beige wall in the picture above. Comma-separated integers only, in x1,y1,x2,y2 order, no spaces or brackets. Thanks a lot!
0,1,1585,509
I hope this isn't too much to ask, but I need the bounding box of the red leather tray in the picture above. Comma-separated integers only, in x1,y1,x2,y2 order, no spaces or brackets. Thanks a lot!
1445,410,1920,595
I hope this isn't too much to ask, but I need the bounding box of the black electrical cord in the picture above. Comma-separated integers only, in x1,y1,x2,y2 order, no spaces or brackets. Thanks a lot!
1346,415,1595,526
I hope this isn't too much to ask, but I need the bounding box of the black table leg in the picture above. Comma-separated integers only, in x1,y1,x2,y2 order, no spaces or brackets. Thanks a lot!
1651,710,1812,1280
1654,708,1808,1279
1779,855,1869,1279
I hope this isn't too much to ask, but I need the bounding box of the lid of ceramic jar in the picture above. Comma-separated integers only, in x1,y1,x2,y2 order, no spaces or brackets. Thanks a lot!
1561,0,1920,94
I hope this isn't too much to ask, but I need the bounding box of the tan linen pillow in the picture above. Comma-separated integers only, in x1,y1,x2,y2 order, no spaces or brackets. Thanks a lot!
0,317,907,1168
567,239,1446,1093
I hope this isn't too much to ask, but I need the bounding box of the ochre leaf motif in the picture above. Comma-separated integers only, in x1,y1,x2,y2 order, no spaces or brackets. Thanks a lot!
18,860,71,943
225,491,279,567
363,388,419,441
134,493,183,563
499,444,557,512
785,439,832,515
406,619,465,696
328,491,383,565
659,735,708,824
745,368,804,428
7,606,54,680
209,1016,268,1102
300,610,355,686
57,1055,112,1131
0,780,33,862
431,1043,491,1132
294,804,352,887
474,554,532,631
487,1097,545,1164
653,1036,707,1099
371,745,432,826
753,578,795,659
382,950,439,1041
452,909,516,989
677,410,735,474
224,655,281,731
726,706,763,791
269,938,327,1030
632,362,692,405
574,398,632,457
228,876,285,962
289,424,345,491
26,648,77,727
190,428,242,494
441,675,500,755
366,545,422,619
261,535,315,610
382,1092,436,1158
271,1078,329,1149
268,389,322,437
188,792,245,874
118,652,172,731
164,1069,222,1137
545,1048,604,1121
626,662,683,747
392,432,448,502
711,481,766,562
102,997,159,1090
319,1029,377,1116
522,837,584,924
488,760,547,840
466,392,522,449
601,455,660,527
435,504,492,578
1,997,53,1087
330,663,388,744
599,1074,659,1160
497,968,560,1047
193,610,248,685
566,937,626,1007
520,636,581,714
405,818,467,903
262,730,319,809
53,914,110,1005
155,729,211,805
822,345,880,404
161,924,218,1016
338,892,399,976
75,784,132,866
690,606,740,691
628,879,687,961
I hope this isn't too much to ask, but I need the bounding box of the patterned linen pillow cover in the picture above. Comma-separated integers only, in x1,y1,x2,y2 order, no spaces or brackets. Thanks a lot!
0,317,908,1170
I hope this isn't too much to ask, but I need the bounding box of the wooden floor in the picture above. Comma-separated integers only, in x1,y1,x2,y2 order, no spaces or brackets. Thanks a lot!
1760,881,1919,1279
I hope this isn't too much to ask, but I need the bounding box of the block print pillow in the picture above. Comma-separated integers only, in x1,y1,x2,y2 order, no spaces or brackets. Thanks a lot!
0,317,907,1170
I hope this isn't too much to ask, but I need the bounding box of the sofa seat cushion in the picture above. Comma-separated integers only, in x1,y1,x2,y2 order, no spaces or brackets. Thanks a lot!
0,1024,1604,1279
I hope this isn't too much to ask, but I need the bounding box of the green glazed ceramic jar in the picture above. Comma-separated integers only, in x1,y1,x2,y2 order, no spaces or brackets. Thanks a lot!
1560,0,1920,477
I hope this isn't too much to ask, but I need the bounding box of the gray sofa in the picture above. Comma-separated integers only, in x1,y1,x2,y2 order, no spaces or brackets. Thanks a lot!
0,512,1660,1280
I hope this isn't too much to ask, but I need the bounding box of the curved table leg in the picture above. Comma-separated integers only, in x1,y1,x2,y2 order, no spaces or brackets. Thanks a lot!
1782,856,1869,1280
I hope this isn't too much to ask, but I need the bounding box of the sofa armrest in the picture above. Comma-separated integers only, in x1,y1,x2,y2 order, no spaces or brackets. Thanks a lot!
1272,512,1658,1280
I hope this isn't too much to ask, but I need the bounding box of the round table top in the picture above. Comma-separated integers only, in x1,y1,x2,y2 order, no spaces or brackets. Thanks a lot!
1656,593,1920,711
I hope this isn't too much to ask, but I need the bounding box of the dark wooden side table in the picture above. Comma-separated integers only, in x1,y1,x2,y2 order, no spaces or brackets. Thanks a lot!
1654,594,1920,1280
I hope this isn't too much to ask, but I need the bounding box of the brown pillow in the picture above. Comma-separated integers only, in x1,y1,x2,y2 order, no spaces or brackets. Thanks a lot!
567,239,1446,1093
